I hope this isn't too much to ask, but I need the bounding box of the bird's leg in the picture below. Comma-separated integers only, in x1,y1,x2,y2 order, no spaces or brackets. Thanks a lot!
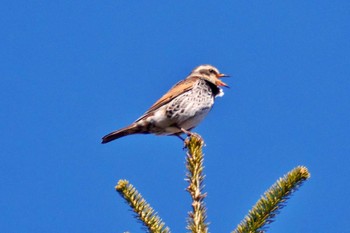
180,128,193,136
172,127,192,148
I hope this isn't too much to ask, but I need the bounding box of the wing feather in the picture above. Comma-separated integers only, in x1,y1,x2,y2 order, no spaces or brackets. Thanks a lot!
136,77,198,122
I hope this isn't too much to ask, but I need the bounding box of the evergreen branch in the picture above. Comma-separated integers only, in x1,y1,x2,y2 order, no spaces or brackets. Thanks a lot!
184,134,208,233
116,180,171,233
232,166,310,233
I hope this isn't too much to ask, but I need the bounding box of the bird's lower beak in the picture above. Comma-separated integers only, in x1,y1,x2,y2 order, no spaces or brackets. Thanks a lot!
216,79,229,87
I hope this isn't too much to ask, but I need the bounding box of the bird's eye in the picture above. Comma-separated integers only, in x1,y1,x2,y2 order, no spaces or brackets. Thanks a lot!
209,69,215,74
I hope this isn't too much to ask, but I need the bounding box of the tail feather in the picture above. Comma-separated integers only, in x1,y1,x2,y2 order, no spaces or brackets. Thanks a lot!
101,124,143,144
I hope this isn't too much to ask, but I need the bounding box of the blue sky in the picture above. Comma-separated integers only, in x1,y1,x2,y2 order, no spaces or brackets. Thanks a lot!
1,1,349,232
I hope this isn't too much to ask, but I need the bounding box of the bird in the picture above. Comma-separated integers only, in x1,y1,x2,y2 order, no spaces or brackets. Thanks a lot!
101,64,229,143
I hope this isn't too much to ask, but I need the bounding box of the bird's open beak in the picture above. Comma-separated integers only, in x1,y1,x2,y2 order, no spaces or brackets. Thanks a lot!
216,73,230,87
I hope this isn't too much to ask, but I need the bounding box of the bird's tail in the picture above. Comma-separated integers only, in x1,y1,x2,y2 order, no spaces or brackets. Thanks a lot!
101,123,145,144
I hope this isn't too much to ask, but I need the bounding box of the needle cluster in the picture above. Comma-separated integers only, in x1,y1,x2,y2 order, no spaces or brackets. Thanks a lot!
233,166,310,233
116,180,170,233
184,135,208,233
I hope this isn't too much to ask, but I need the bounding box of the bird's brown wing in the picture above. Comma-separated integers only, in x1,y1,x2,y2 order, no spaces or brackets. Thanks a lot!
136,76,198,122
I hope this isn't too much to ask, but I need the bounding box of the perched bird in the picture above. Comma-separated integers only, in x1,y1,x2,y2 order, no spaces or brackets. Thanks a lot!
102,64,229,143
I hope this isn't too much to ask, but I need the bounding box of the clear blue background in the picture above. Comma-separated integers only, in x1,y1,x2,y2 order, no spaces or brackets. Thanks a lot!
1,1,349,232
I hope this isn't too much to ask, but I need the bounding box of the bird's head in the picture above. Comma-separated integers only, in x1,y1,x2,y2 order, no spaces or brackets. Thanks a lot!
190,64,229,87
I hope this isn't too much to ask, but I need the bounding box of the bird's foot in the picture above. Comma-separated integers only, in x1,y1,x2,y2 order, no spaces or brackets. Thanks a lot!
182,131,203,149
175,128,203,149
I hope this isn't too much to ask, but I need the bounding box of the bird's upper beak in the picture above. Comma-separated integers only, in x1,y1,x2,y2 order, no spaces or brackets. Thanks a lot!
216,73,230,87
218,73,230,78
